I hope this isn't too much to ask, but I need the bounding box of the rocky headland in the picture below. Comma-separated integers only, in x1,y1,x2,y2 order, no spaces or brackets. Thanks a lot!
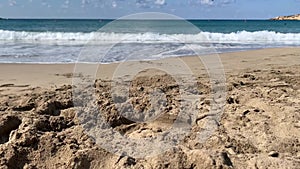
271,14,300,20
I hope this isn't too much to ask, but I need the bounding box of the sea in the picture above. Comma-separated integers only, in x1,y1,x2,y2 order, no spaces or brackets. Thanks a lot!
0,19,300,63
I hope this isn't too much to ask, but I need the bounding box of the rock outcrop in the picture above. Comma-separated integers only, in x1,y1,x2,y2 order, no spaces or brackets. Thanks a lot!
271,14,300,20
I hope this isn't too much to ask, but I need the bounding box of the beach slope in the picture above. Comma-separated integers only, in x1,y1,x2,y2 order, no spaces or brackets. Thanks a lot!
0,48,300,168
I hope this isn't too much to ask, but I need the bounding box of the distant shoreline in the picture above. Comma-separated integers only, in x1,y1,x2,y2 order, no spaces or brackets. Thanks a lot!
271,14,300,20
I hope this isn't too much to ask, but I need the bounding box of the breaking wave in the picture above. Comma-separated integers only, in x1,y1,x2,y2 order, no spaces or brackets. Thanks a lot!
0,30,300,45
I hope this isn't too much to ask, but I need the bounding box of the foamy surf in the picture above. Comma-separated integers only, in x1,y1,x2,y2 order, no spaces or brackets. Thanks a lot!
0,30,300,45
0,19,300,63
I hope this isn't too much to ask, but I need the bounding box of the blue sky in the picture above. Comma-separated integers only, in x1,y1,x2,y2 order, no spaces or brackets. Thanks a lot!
0,0,299,19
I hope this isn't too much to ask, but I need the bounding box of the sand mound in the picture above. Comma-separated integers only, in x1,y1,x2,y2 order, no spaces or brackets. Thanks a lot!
0,62,300,168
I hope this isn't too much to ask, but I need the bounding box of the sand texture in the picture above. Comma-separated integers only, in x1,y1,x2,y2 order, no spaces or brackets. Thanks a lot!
0,48,300,168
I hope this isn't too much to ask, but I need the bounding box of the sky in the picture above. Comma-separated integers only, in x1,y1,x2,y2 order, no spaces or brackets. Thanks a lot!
0,0,299,19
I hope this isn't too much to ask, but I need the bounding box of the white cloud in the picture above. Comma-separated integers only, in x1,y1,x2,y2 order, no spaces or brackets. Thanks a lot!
224,0,236,5
62,0,70,8
78,0,168,9
81,0,91,7
199,0,213,5
136,0,166,8
9,0,17,6
188,0,235,6
81,0,108,8
112,1,117,8
136,0,151,8
40,0,51,8
154,0,166,5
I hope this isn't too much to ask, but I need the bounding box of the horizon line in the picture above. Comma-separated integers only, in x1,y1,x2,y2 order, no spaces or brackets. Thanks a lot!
0,17,271,20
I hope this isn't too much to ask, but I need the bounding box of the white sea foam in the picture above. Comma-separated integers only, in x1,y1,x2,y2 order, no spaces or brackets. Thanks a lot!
0,30,300,45
0,30,299,63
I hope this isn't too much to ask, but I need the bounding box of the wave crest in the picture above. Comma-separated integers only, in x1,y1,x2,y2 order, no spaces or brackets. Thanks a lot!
0,30,299,45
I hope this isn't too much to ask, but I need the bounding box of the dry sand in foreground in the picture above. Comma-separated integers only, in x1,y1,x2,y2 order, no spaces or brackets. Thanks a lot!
0,48,300,168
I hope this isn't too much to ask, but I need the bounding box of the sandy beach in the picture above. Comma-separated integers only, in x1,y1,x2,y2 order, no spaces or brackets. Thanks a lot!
1,47,300,168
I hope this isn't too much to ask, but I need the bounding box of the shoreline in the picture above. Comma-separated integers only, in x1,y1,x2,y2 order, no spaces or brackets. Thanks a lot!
1,47,300,86
0,46,298,65
1,47,300,96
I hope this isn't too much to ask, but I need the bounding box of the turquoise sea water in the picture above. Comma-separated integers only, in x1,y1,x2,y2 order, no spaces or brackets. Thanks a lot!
0,19,299,63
